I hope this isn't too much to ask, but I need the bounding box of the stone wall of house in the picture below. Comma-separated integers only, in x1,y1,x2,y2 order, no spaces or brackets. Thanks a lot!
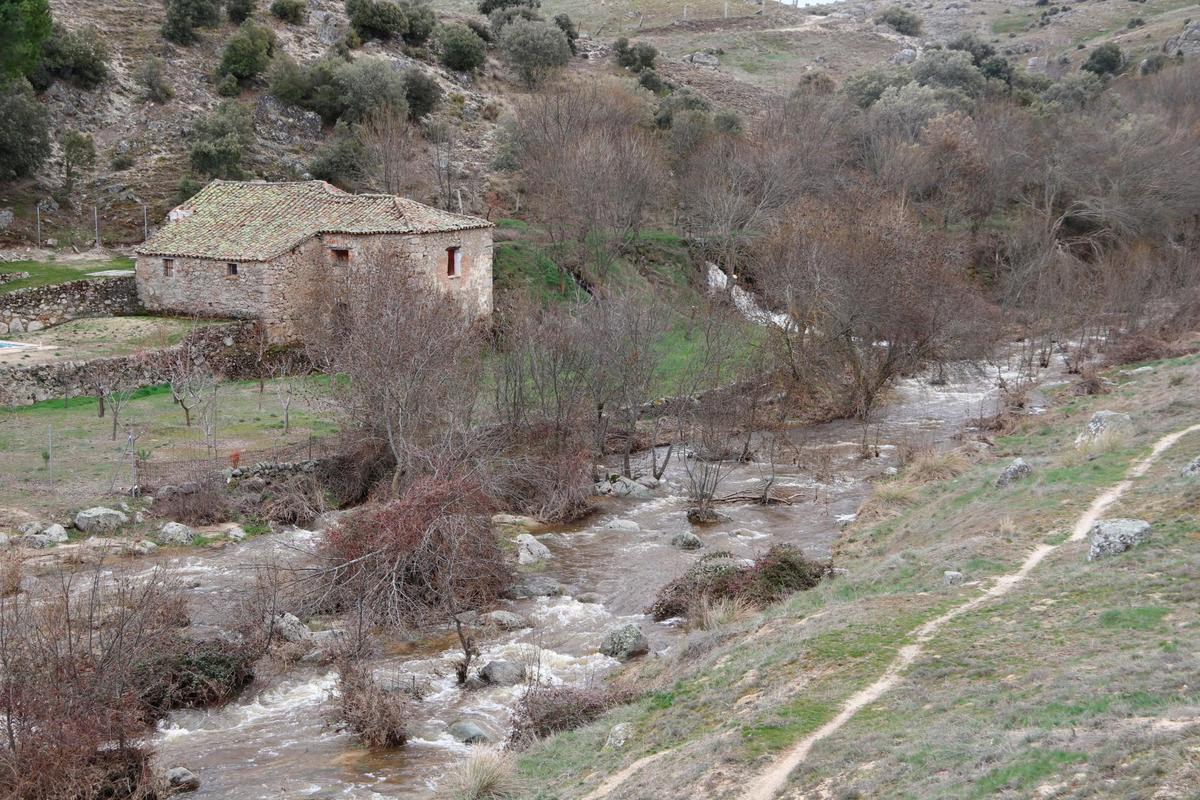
0,277,141,335
135,254,267,322
136,227,494,343
0,321,286,407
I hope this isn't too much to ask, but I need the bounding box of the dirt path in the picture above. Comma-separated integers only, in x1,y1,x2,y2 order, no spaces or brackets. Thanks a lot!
580,422,1200,800
739,422,1200,800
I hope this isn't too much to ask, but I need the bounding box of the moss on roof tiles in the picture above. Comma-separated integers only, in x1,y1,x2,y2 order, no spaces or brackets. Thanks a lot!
136,180,492,261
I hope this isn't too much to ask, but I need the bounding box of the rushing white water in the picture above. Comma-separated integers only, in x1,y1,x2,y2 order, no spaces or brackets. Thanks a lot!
706,263,792,328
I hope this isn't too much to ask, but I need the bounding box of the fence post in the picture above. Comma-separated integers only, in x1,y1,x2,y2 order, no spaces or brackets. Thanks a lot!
143,205,149,242
93,206,100,247
35,202,41,246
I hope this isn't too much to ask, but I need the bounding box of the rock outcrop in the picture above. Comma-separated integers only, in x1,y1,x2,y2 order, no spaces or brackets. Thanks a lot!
1088,518,1151,560
599,624,650,661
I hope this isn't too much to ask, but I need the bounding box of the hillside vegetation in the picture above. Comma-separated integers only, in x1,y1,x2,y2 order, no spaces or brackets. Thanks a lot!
517,353,1200,799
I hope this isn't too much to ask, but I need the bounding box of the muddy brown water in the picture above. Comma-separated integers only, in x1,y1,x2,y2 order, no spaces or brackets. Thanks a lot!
144,352,1051,798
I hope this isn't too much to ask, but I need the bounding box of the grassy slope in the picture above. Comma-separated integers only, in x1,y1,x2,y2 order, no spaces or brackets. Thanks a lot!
0,257,134,294
516,353,1200,799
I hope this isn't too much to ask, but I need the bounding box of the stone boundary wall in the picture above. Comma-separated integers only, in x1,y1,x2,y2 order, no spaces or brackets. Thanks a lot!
0,277,141,335
0,321,302,407
0,271,30,285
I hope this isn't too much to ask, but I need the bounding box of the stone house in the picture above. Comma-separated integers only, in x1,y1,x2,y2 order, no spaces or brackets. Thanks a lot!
135,180,493,341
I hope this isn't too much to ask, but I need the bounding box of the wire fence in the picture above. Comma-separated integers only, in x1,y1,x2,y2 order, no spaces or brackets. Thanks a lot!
135,435,346,490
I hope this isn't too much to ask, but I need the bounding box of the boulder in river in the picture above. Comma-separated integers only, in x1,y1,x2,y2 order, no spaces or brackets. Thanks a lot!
509,575,567,598
516,533,552,565
1088,518,1151,560
158,521,194,546
480,660,525,686
995,458,1033,487
480,610,530,630
599,624,650,661
595,475,650,498
603,519,640,533
449,720,489,743
686,507,726,525
74,507,128,534
164,766,200,792
1074,410,1133,449
671,532,704,551
272,612,312,643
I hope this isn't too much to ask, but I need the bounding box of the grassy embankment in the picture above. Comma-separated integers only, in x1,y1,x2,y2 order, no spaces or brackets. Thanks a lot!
0,257,134,295
515,352,1200,799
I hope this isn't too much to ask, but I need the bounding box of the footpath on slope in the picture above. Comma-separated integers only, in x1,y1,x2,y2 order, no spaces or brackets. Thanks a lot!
582,421,1200,800
739,421,1200,800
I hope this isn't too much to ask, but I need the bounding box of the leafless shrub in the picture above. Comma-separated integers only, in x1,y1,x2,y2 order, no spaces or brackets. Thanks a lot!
152,475,233,525
0,570,189,799
1073,368,1109,396
335,661,409,747
252,472,329,527
0,556,20,598
310,476,510,630
1103,333,1175,367
508,684,639,749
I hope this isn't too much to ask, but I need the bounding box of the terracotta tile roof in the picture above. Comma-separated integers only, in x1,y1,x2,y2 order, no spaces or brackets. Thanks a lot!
136,180,492,261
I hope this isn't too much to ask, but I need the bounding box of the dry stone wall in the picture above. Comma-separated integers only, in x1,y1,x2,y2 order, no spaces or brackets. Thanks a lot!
0,277,140,335
0,321,294,407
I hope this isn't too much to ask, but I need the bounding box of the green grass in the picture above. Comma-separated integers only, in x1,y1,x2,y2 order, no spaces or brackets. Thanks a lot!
972,750,1088,797
0,257,134,294
1097,606,1170,631
741,697,834,757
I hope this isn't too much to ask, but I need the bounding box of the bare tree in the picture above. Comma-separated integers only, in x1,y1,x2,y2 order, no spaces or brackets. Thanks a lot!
361,105,417,195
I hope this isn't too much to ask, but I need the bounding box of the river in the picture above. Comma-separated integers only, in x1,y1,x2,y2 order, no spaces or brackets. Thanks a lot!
141,341,1055,799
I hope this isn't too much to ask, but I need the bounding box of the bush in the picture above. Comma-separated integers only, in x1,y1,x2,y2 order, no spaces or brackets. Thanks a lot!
337,57,409,121
713,109,742,134
911,49,986,97
220,19,277,82
33,23,108,90
188,100,254,178
346,0,405,40
60,129,95,195
647,547,828,620
1038,70,1103,110
500,19,571,88
227,0,257,23
841,66,910,108
439,23,487,72
216,71,241,95
136,56,173,102
875,6,921,36
0,80,51,180
490,4,541,36
402,66,441,119
553,13,578,54
509,685,638,748
110,151,135,170
400,0,436,45
946,32,995,67
0,0,51,82
441,750,522,800
478,0,538,14
318,477,510,628
466,17,493,43
140,638,256,713
272,55,409,123
271,0,307,23
653,87,709,128
614,37,656,72
309,120,371,189
637,67,665,93
336,662,409,746
1081,42,1123,75
162,0,222,44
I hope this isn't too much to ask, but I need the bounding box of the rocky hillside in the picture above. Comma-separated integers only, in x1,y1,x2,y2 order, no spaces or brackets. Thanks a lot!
2,0,1197,248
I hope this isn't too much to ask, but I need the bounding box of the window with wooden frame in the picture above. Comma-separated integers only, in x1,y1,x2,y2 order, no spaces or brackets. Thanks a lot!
162,258,174,277
227,262,238,276
446,246,462,278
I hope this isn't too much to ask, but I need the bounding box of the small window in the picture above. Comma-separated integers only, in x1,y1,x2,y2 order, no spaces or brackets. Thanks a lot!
162,258,174,277
331,248,350,266
227,262,238,276
446,246,462,278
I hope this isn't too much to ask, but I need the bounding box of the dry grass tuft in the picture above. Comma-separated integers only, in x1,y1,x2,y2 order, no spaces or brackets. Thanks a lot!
903,449,970,484
336,661,409,747
439,748,523,800
857,481,921,521
688,595,755,632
